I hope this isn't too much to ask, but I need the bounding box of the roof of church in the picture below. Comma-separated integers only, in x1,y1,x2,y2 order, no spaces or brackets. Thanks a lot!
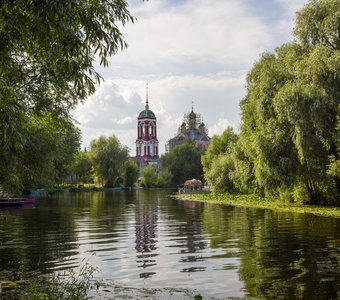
169,129,210,143
189,109,196,119
139,108,155,118
166,103,211,152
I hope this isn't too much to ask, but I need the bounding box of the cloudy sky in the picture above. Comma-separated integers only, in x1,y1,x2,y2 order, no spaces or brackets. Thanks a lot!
73,0,308,155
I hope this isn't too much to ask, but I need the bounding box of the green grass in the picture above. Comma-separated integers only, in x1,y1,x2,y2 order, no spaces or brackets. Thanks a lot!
178,193,340,218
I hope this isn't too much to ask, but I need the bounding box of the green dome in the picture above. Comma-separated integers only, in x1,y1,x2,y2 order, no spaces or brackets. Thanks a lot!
139,109,155,118
189,110,196,119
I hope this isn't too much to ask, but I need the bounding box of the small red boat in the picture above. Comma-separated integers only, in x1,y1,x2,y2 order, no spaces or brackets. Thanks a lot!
0,197,36,207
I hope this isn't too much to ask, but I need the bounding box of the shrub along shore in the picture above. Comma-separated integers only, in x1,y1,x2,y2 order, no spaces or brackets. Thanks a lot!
177,193,340,219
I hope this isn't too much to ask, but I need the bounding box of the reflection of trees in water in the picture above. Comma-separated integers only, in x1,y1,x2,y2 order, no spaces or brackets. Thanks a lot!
202,205,340,299
0,191,132,277
182,200,204,217
0,196,79,275
178,220,208,256
241,213,340,299
175,200,207,256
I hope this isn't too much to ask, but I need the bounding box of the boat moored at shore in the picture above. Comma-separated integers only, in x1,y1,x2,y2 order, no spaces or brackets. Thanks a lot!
0,197,36,207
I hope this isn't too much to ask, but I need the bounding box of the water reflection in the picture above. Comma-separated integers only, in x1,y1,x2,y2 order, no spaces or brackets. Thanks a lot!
134,191,159,278
0,197,79,274
201,204,340,299
0,190,339,299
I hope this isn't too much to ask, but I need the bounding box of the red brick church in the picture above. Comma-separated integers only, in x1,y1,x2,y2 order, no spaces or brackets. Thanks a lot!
131,85,159,168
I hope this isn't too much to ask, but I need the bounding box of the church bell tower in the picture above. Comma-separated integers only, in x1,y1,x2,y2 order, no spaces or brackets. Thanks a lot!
136,85,159,164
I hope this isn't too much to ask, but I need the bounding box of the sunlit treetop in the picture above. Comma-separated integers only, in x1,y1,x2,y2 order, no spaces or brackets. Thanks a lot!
295,0,340,50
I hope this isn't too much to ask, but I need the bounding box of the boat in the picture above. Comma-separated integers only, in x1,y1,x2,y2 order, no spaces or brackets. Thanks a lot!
0,197,36,207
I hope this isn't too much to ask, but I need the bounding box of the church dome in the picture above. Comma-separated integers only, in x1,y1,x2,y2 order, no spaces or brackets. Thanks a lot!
139,108,155,118
189,110,196,119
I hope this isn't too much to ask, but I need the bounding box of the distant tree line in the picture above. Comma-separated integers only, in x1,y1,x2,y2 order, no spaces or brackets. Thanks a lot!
202,0,340,205
73,136,200,189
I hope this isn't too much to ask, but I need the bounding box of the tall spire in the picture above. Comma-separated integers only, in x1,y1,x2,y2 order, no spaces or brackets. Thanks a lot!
191,100,194,112
145,83,149,111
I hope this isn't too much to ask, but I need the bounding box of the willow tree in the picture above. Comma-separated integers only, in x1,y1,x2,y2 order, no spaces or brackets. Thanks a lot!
240,0,340,204
1,114,81,193
293,0,340,201
240,45,302,196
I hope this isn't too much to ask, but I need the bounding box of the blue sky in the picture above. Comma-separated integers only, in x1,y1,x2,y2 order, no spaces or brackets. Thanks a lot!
73,0,308,155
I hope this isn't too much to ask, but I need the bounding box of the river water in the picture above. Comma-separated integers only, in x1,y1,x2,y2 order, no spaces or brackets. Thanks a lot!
0,189,339,299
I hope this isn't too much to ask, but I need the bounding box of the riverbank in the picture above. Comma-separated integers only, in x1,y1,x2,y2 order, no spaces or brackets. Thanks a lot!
177,193,340,218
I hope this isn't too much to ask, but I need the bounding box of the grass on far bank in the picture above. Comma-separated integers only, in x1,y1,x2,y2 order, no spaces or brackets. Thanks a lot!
177,193,340,219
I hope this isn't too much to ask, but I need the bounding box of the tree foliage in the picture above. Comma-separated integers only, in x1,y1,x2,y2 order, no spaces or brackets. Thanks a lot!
201,127,238,193
140,166,158,189
0,0,134,108
0,114,81,193
201,127,238,171
90,135,129,187
240,45,302,193
156,168,173,188
0,0,134,192
201,0,339,204
234,0,340,204
160,143,203,186
73,151,93,184
123,160,139,188
295,0,340,50
204,155,236,193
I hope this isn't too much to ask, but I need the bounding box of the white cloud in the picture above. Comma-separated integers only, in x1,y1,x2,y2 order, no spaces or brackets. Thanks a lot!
73,0,309,155
209,116,239,137
99,0,277,78
116,116,134,125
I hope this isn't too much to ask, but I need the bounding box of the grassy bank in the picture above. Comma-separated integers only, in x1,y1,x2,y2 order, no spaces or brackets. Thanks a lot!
178,193,340,218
